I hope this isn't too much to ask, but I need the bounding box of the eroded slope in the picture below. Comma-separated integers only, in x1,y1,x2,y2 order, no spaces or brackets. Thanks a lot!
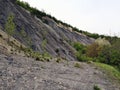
0,0,94,60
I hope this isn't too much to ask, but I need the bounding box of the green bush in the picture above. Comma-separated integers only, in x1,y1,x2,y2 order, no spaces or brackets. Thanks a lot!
5,13,16,42
73,42,90,62
76,52,92,62
56,58,61,63
36,57,40,61
86,43,102,58
93,85,101,90
98,39,120,70
73,42,86,54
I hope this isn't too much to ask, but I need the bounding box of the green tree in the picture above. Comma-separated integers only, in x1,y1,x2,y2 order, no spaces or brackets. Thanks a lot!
86,43,102,58
5,13,16,42
98,39,120,70
73,42,86,54
86,38,110,58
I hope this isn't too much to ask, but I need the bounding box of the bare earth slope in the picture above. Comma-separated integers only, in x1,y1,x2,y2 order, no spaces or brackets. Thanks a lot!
0,54,119,90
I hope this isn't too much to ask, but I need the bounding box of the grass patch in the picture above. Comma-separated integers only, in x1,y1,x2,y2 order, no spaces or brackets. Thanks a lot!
94,62,120,82
21,47,51,62
74,62,81,68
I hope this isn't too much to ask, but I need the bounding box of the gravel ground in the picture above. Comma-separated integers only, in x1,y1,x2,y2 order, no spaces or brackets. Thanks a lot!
0,54,120,90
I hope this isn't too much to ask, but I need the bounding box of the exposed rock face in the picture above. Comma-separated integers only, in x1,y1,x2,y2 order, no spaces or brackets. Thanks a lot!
0,0,94,60
10,0,16,3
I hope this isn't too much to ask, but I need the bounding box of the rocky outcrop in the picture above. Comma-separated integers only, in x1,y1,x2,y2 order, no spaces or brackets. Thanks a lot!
0,0,94,60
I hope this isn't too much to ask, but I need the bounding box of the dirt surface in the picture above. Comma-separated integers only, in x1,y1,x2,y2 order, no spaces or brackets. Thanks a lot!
0,54,119,90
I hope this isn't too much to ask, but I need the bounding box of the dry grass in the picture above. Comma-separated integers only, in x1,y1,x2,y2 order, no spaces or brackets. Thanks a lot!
0,29,26,56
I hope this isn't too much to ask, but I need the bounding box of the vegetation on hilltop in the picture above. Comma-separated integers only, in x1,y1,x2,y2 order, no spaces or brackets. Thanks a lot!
15,0,119,40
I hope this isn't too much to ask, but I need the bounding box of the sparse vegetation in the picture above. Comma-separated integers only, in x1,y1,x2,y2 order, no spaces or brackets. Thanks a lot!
18,26,32,48
41,39,47,52
20,46,51,62
74,62,81,68
73,42,92,62
94,62,120,82
56,58,61,63
35,57,40,61
93,85,101,90
20,26,27,37
5,13,16,42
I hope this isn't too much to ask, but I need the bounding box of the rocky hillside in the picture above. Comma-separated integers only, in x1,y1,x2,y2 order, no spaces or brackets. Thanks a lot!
0,0,120,90
0,0,94,60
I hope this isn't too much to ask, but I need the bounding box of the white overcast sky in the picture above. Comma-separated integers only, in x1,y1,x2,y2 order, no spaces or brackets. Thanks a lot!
21,0,120,36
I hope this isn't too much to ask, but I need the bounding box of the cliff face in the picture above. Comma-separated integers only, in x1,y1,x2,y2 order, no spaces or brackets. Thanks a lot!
0,0,94,60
